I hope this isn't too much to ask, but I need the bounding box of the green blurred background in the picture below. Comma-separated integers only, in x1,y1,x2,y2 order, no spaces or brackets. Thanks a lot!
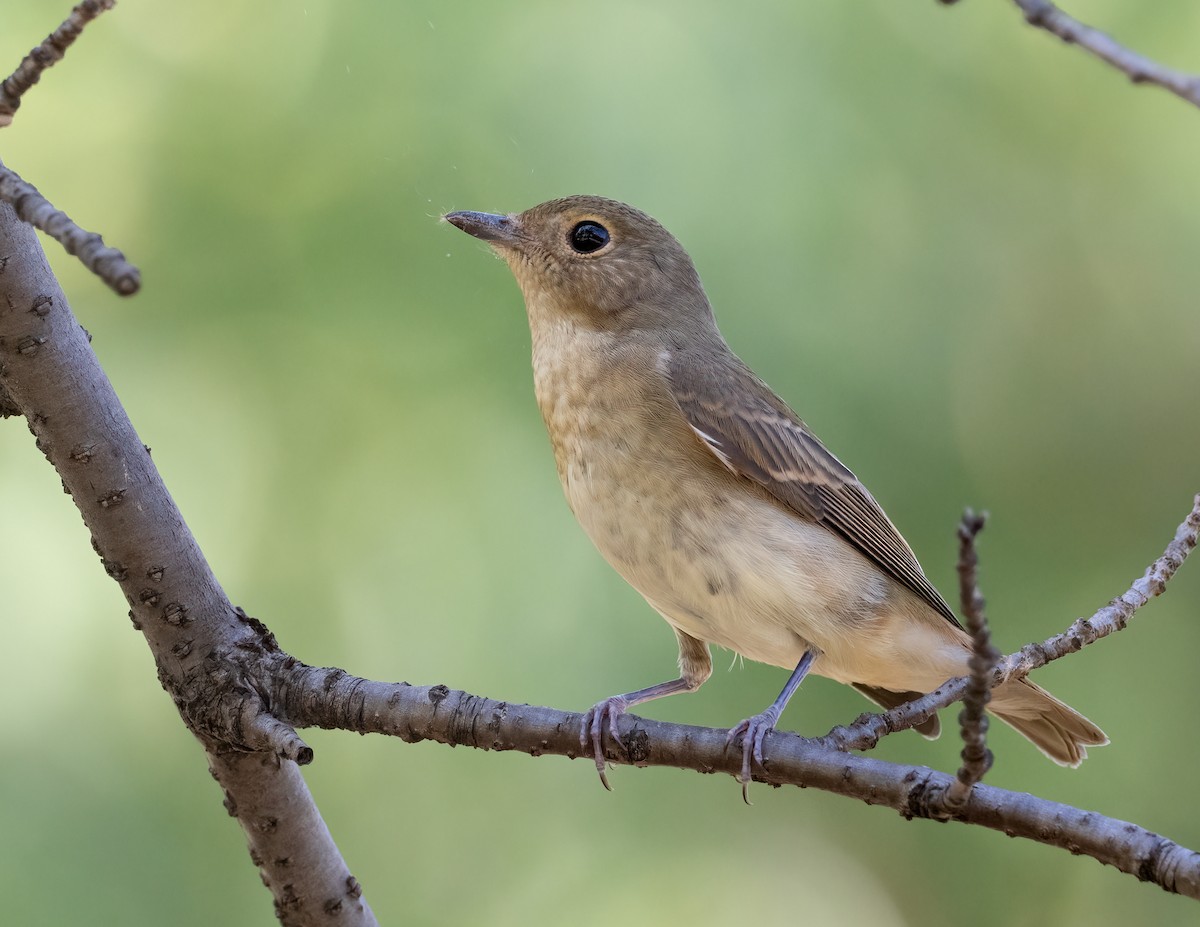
2,1,1199,924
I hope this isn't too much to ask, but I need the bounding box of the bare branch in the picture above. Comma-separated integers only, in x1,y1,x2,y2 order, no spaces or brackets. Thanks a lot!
991,0,1200,110
956,509,989,624
0,201,372,926
0,0,115,128
944,509,1000,810
825,494,1200,751
208,750,367,926
0,162,140,296
278,664,1200,899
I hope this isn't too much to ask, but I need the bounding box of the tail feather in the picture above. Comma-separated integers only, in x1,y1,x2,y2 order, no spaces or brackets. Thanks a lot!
852,683,942,739
988,677,1108,767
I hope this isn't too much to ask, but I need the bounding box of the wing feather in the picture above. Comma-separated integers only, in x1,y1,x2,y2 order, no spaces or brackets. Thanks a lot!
667,351,960,628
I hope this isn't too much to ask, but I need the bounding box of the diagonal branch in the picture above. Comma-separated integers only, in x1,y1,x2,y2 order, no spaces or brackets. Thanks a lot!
0,0,115,127
0,161,140,296
0,200,372,927
981,0,1200,110
824,495,1200,751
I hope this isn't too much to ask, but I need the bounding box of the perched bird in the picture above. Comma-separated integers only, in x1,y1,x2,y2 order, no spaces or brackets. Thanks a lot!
444,195,1107,791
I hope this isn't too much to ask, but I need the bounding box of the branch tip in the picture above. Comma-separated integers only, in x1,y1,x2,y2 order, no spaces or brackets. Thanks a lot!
246,711,312,765
0,164,140,296
0,0,116,128
998,0,1200,110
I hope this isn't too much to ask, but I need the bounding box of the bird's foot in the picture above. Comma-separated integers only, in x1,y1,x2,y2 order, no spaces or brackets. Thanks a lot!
580,696,630,790
727,709,782,804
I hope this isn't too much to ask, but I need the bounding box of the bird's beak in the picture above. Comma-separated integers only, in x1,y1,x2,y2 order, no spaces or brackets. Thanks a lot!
444,210,522,247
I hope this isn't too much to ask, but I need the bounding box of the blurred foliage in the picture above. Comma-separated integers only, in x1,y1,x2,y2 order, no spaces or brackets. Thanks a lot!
2,1,1199,924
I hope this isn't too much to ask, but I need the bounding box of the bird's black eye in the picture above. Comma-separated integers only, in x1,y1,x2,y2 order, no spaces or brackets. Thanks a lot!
569,221,610,254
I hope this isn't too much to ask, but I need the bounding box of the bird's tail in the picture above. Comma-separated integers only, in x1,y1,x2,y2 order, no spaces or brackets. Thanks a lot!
988,677,1108,767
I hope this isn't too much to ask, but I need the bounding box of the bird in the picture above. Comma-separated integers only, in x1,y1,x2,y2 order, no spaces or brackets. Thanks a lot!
444,195,1107,793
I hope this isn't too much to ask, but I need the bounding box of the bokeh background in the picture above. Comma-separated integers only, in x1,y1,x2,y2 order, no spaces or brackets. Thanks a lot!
2,1,1199,924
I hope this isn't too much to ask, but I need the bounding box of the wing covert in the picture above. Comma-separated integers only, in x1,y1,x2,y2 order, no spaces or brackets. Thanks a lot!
666,351,960,628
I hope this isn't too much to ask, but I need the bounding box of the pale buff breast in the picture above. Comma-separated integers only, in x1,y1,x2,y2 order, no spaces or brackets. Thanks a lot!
530,316,971,693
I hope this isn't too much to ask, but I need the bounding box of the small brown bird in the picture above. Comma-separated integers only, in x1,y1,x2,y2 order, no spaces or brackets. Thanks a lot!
445,195,1107,791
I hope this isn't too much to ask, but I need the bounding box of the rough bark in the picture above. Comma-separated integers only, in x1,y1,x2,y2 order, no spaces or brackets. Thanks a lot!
276,670,1200,899
0,197,375,927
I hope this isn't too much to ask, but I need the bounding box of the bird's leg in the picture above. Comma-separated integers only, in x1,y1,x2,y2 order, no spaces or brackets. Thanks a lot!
581,678,695,789
727,647,819,801
581,629,711,790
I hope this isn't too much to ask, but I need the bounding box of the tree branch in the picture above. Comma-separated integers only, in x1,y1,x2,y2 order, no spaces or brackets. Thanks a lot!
0,0,114,127
0,200,373,927
270,500,1200,898
276,659,1200,899
0,162,140,296
823,494,1200,751
954,0,1200,110
944,509,999,809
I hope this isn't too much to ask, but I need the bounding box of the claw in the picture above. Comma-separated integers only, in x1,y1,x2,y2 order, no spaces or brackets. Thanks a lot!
727,711,779,803
578,675,711,790
726,649,817,801
580,696,629,790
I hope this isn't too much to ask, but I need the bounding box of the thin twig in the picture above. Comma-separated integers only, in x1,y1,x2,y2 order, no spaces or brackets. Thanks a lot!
825,494,1200,751
0,0,116,128
1004,0,1200,110
0,163,139,296
944,509,1000,810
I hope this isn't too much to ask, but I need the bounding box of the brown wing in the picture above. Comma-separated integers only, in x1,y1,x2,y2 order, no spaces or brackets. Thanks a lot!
666,350,961,628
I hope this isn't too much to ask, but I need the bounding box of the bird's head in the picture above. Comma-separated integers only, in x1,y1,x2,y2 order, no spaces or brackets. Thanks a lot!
445,195,716,343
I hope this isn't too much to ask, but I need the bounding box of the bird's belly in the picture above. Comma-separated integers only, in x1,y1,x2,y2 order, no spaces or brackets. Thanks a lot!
563,446,955,679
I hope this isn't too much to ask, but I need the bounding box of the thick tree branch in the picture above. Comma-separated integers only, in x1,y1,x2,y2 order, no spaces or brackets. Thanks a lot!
824,495,1200,751
277,663,1200,899
209,750,366,925
0,200,373,927
0,162,140,295
0,0,114,127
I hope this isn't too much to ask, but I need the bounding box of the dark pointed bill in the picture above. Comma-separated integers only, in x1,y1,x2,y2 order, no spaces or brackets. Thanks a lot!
444,210,519,245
